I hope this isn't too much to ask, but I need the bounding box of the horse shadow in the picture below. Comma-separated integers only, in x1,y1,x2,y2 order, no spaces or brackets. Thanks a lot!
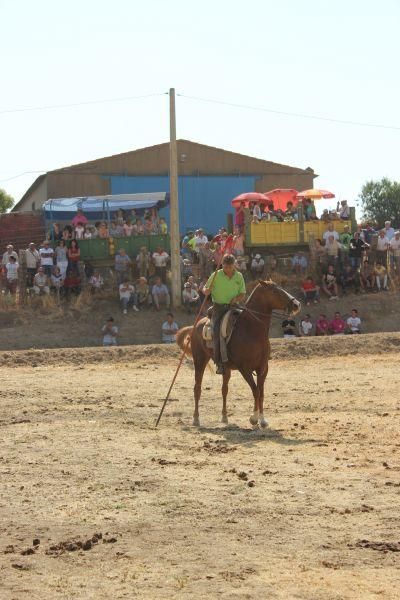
182,423,320,448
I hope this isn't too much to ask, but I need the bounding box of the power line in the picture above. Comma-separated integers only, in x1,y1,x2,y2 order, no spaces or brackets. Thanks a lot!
0,171,45,183
177,93,400,132
0,92,167,115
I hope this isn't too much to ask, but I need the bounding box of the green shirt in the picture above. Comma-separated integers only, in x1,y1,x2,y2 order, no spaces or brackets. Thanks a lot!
205,269,246,304
340,232,352,249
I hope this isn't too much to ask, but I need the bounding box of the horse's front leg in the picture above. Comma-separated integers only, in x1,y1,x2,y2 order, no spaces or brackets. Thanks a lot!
257,368,269,428
239,370,259,427
193,357,207,427
221,368,231,424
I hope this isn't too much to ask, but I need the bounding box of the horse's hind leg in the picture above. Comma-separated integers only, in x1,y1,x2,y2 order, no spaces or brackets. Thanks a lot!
193,355,208,427
257,370,268,428
221,368,231,424
240,370,260,427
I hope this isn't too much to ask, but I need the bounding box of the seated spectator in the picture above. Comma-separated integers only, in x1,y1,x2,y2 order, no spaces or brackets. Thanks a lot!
97,221,109,238
322,265,338,300
346,309,362,334
62,225,73,241
74,222,85,239
330,311,346,335
63,269,81,296
83,225,93,239
136,277,151,308
292,251,308,276
136,246,151,279
299,314,313,336
49,222,62,241
25,242,40,287
115,248,132,284
123,218,134,237
33,267,50,295
67,239,80,275
187,275,199,292
325,235,342,268
152,247,169,283
72,208,88,228
281,318,296,339
338,200,350,219
5,255,18,295
250,254,264,279
323,222,339,242
55,239,68,278
50,266,65,294
360,259,375,291
303,198,317,221
39,240,55,277
119,279,139,314
316,314,330,336
102,317,118,347
159,217,168,234
349,232,369,269
284,201,298,221
376,230,389,264
374,261,388,291
152,277,170,311
88,270,104,292
162,312,179,343
340,264,360,295
109,220,123,237
301,276,319,305
182,281,200,313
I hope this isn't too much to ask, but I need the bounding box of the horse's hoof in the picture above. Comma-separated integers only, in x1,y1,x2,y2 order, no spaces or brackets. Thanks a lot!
193,417,200,427
249,415,259,426
251,423,259,431
221,415,228,424
259,418,269,429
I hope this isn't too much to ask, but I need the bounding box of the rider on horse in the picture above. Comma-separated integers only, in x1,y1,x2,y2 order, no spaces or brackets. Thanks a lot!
203,253,246,375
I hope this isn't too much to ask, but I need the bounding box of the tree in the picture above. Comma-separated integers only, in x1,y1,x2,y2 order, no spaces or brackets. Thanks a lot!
0,188,14,213
359,178,400,228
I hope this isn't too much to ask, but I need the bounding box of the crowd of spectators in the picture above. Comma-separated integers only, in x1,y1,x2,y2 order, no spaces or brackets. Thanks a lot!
244,199,351,224
282,308,362,338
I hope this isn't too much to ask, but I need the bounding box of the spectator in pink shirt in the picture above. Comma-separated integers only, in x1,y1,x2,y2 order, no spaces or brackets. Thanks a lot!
330,311,346,335
71,209,88,227
316,314,330,336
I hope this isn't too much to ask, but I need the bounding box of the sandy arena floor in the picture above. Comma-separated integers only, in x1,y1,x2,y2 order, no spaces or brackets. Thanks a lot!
0,337,399,599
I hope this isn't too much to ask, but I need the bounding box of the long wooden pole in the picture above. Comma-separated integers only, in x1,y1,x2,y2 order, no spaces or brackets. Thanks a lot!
169,88,181,308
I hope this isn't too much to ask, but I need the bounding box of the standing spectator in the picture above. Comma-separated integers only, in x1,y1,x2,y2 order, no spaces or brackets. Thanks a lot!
181,231,195,257
325,235,342,269
83,225,93,239
390,231,400,273
88,270,104,293
323,223,339,242
159,217,168,234
194,229,208,256
161,313,179,343
314,238,327,273
299,314,313,336
136,246,151,279
67,239,80,275
152,277,170,311
376,230,389,264
152,247,169,283
39,240,55,277
123,218,134,237
72,209,88,228
301,276,319,305
292,251,308,276
232,227,245,257
374,261,388,291
2,244,18,266
33,267,50,295
198,242,214,278
62,225,73,241
102,317,118,347
5,255,18,295
119,279,139,314
346,309,362,334
330,312,346,335
49,222,62,241
25,242,40,287
74,222,85,239
338,200,350,219
55,240,69,278
316,314,330,336
321,265,339,300
182,282,200,313
339,225,352,264
136,277,151,309
281,318,296,339
234,202,245,231
360,259,375,291
340,264,361,295
115,248,132,284
349,232,369,269
251,202,262,221
384,220,395,241
250,254,264,279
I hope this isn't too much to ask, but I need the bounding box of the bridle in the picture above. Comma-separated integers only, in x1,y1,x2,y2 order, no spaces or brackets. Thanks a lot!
240,283,300,324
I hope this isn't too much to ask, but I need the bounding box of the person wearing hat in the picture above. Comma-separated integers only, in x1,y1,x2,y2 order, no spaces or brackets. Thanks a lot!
338,200,350,220
2,244,18,266
250,254,265,280
25,242,40,287
203,253,246,374
39,240,55,277
182,280,200,314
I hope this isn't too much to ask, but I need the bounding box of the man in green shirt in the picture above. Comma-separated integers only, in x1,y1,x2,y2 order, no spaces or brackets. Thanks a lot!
203,254,246,374
339,225,352,268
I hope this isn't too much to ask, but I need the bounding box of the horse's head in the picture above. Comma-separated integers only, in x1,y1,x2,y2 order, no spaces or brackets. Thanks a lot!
256,279,301,316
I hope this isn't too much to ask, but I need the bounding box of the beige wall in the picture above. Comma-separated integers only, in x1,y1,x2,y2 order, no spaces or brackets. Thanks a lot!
17,177,47,212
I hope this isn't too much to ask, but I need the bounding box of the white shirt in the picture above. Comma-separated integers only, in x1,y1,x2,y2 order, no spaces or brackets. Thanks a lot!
385,227,395,241
119,283,135,300
183,288,199,302
251,258,264,270
153,252,169,267
339,205,350,218
194,234,208,250
347,316,361,332
102,325,118,344
75,226,85,239
299,320,313,336
390,238,400,256
39,246,55,266
2,250,18,265
323,230,339,241
25,248,40,269
162,320,179,343
377,236,389,251
6,262,18,280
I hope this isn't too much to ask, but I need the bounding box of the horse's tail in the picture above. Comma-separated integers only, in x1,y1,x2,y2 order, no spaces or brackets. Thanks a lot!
175,326,194,358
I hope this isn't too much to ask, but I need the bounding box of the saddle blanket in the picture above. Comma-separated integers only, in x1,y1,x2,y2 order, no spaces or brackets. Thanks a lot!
202,308,242,346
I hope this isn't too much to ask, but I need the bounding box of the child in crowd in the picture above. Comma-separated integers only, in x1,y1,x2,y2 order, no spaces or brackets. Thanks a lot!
74,223,85,239
102,317,118,346
159,217,168,234
346,309,362,334
299,314,313,336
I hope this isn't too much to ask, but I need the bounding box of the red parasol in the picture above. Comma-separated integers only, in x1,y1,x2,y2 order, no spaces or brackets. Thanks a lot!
231,192,271,208
262,189,299,211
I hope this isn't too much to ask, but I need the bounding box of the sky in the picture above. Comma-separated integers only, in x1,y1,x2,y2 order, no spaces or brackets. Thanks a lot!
1,0,400,215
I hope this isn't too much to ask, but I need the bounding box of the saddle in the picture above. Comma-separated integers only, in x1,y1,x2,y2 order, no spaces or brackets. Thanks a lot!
202,307,243,347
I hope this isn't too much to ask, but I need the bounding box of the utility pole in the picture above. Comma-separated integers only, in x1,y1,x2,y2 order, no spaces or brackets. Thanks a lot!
169,87,181,307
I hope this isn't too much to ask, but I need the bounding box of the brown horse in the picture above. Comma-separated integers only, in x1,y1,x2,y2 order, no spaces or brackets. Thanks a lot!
176,280,301,427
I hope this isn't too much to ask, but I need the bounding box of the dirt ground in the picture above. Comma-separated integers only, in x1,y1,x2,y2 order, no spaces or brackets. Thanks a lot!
0,336,399,599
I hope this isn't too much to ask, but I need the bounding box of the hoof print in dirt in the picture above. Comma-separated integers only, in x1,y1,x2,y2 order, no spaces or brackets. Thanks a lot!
247,480,255,488
12,563,30,570
21,547,35,556
4,545,15,554
82,540,92,551
103,537,117,544
32,538,40,547
350,539,400,553
237,471,248,481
